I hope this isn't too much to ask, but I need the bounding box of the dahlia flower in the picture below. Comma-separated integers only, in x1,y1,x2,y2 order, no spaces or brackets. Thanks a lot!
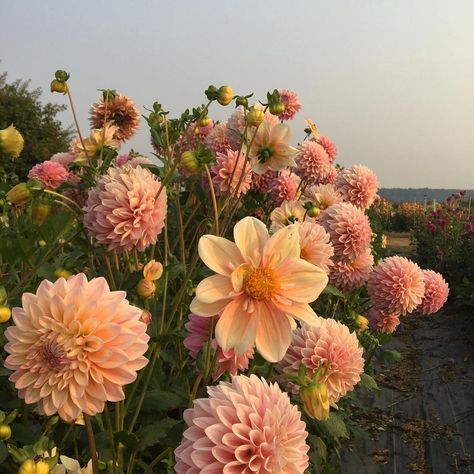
277,317,364,403
52,456,93,474
316,135,337,162
368,307,401,334
175,375,310,473
116,154,152,168
190,217,328,362
28,160,69,190
226,108,246,150
320,202,372,262
368,256,425,315
329,248,374,292
270,200,307,233
213,344,254,380
250,169,277,193
248,123,298,174
297,221,334,273
4,274,149,422
51,152,75,168
183,313,212,359
205,122,231,154
279,89,301,121
319,165,339,184
270,169,301,205
418,270,449,315
304,184,342,210
90,94,140,142
295,141,331,185
336,165,379,210
72,125,120,161
0,124,24,158
211,148,252,197
84,165,167,252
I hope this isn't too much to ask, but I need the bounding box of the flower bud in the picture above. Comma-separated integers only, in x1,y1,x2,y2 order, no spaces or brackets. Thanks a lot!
50,79,68,94
18,460,36,474
0,125,24,158
54,269,72,280
137,279,156,299
143,259,163,281
197,116,212,127
7,183,31,205
35,461,50,474
140,309,153,325
235,96,248,108
54,70,70,82
180,151,200,174
0,424,11,440
269,101,285,116
299,381,330,420
217,86,234,106
355,315,369,332
32,202,51,226
306,205,320,218
0,306,11,323
245,107,265,127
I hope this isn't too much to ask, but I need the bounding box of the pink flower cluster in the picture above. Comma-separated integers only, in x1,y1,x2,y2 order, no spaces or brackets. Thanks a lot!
28,160,70,190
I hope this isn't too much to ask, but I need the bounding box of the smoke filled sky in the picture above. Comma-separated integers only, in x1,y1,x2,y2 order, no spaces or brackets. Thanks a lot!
1,0,473,188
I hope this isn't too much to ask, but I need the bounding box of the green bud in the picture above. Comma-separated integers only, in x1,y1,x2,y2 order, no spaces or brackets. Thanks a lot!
54,70,70,82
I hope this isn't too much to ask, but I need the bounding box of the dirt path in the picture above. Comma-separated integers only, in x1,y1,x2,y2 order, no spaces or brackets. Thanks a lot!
337,307,474,473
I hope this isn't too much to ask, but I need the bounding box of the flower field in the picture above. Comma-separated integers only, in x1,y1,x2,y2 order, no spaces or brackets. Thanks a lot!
0,73,460,473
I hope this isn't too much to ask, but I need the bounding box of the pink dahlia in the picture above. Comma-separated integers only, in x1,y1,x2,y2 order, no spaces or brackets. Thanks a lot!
205,122,231,154
316,135,337,162
116,154,152,168
90,94,140,142
211,148,252,197
270,169,301,205
50,152,75,168
297,221,334,274
368,256,425,315
184,313,212,359
304,184,342,210
4,274,149,421
319,165,339,184
279,89,301,121
336,165,379,210
226,109,246,150
277,318,364,403
174,375,310,473
320,202,372,262
190,217,328,362
213,344,254,380
295,141,331,185
329,248,374,292
28,160,70,190
250,169,277,193
84,165,167,252
368,307,401,334
418,270,449,315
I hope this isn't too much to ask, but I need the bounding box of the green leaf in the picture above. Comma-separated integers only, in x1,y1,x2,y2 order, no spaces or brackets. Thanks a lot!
0,287,7,305
322,285,345,298
7,443,28,463
359,373,379,391
381,349,402,362
115,431,139,450
0,441,7,464
142,390,184,413
307,435,327,471
136,418,180,449
318,412,349,439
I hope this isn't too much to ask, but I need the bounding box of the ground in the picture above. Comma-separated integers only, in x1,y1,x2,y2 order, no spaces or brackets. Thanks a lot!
386,232,414,255
337,307,474,473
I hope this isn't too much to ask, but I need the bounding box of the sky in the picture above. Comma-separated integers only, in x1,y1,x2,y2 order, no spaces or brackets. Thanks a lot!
1,0,473,188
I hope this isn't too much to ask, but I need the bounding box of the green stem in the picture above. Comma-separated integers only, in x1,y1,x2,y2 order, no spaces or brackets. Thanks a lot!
104,404,117,474
84,414,100,474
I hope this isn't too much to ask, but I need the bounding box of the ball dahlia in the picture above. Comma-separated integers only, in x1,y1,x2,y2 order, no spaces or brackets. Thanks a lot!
315,135,337,162
418,270,449,315
28,160,69,190
205,122,231,154
90,94,140,142
174,375,310,473
270,169,301,205
329,248,374,292
336,165,379,210
297,221,334,274
295,141,331,185
190,217,328,362
368,307,401,334
84,165,167,252
250,169,277,193
319,202,372,262
277,318,364,403
278,89,301,121
4,274,149,421
211,148,252,197
368,256,425,315
183,313,212,359
226,108,246,150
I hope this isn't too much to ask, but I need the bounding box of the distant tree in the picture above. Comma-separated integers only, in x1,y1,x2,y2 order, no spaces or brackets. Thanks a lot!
0,71,73,180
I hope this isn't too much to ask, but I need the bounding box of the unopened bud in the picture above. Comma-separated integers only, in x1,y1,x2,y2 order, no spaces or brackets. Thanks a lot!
245,107,265,127
299,381,330,420
7,183,31,205
235,96,248,108
32,202,51,226
306,205,320,218
54,269,72,280
35,461,50,474
50,79,68,94
140,310,152,325
0,306,11,323
143,260,163,281
137,279,156,299
180,151,200,174
0,424,11,440
217,86,234,106
197,116,212,127
0,125,24,158
269,101,285,116
18,460,36,474
355,315,369,332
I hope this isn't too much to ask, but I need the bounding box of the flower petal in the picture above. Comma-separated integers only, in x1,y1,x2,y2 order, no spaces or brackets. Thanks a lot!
262,225,300,268
274,301,319,326
233,216,268,267
198,235,244,276
195,275,234,303
190,297,229,317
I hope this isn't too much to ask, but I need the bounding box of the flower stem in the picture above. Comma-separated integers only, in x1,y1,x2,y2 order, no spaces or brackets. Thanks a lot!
66,88,92,167
104,404,117,474
84,414,100,474
204,163,219,236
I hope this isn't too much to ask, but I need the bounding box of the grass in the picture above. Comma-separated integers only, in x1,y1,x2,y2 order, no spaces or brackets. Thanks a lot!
386,232,414,255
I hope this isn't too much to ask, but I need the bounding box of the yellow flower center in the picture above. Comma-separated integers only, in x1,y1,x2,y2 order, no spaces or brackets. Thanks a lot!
243,268,280,300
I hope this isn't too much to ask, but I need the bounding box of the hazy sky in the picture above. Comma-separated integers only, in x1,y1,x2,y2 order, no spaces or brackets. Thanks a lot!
1,0,473,188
